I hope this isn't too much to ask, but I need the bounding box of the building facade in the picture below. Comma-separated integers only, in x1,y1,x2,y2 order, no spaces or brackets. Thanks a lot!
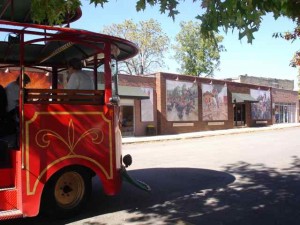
118,74,157,136
225,74,294,90
118,72,299,136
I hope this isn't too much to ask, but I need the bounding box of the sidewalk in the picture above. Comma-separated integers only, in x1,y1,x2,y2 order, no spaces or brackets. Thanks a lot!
122,123,300,144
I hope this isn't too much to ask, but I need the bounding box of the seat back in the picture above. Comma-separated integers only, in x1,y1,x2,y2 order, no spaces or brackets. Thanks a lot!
0,85,7,117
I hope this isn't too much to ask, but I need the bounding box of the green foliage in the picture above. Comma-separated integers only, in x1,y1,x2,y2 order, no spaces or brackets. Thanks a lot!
30,0,300,43
132,0,300,43
197,0,293,43
135,0,180,19
173,21,225,78
91,0,109,7
102,19,170,75
198,0,263,43
101,0,300,44
31,0,81,25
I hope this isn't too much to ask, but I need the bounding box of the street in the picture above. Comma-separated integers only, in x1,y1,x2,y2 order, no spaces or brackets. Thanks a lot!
3,127,300,225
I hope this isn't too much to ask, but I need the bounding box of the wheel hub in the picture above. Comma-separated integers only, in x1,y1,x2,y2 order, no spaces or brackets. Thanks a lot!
54,171,85,209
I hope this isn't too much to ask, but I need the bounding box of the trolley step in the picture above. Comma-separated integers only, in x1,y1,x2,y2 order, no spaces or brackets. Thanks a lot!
0,188,18,211
0,209,23,221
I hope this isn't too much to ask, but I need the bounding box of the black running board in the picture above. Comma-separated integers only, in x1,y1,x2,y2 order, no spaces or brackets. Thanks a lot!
121,167,151,192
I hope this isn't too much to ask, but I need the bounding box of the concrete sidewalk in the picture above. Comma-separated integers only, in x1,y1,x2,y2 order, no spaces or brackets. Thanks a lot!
122,123,300,144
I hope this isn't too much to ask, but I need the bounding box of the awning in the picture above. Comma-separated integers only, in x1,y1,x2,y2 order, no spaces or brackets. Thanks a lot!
118,86,149,100
98,84,149,100
231,92,258,103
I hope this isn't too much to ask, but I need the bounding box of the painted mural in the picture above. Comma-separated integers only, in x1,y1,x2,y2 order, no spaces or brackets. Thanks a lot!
202,83,228,121
166,80,198,121
250,89,271,120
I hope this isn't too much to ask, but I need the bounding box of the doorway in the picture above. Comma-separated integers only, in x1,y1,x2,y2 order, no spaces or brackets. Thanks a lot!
120,105,134,136
234,103,246,126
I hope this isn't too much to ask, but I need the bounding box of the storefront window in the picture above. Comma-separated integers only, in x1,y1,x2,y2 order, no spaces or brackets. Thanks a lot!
274,103,296,123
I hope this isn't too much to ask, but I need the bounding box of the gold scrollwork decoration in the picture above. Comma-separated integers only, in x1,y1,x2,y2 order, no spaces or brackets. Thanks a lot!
35,119,104,154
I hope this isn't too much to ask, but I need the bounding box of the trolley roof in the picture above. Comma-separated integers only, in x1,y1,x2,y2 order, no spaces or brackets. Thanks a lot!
0,1,139,69
0,25,139,69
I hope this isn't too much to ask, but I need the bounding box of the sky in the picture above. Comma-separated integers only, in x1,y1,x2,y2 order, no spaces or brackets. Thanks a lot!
70,1,299,89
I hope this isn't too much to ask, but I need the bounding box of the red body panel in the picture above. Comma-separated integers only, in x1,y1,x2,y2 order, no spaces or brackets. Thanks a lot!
19,103,121,216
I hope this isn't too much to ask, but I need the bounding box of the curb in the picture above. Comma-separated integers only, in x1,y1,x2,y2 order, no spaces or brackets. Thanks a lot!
122,123,300,144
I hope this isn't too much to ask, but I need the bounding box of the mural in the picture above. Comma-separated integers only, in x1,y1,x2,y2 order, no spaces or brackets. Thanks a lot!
166,80,198,121
141,87,154,122
202,83,228,121
250,89,271,120
0,69,51,88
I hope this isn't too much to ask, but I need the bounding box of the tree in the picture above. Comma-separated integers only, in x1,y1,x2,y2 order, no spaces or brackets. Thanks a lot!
102,19,170,75
31,0,81,25
31,0,300,44
173,21,225,78
290,51,300,95
198,0,300,43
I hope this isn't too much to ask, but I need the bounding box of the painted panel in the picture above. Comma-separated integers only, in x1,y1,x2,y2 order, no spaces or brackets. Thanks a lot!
141,87,154,122
202,83,228,121
23,104,114,196
250,89,272,120
166,80,198,121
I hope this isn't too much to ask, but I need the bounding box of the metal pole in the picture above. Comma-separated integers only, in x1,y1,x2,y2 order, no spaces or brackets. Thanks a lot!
234,99,237,126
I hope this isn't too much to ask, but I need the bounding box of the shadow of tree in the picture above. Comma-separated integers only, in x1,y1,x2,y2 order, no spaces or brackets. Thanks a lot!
123,156,300,225
5,156,300,225
8,167,233,225
119,156,300,225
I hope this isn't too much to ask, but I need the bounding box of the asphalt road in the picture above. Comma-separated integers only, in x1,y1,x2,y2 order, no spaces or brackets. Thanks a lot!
3,127,300,225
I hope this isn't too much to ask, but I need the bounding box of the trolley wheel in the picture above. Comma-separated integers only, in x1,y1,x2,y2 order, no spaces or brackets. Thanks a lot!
41,168,92,218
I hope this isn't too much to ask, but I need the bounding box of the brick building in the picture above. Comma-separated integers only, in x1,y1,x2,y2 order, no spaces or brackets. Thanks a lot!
118,74,157,136
225,74,298,125
118,72,299,136
226,74,294,90
272,88,298,124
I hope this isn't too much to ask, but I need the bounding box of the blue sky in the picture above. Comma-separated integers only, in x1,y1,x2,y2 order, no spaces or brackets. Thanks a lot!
71,0,299,89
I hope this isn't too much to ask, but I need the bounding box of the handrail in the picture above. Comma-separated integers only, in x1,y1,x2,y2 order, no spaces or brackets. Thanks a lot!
24,89,104,105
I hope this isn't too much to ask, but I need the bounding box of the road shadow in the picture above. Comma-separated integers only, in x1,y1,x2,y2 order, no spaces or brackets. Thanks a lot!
121,156,300,225
84,156,300,225
6,156,300,225
3,167,234,225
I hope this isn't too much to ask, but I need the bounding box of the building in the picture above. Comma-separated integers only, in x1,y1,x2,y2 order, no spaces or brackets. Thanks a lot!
225,74,294,90
224,74,298,124
118,72,299,136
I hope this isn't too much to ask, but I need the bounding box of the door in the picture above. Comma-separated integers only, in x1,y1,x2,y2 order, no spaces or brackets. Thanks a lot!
120,105,134,136
234,103,246,126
